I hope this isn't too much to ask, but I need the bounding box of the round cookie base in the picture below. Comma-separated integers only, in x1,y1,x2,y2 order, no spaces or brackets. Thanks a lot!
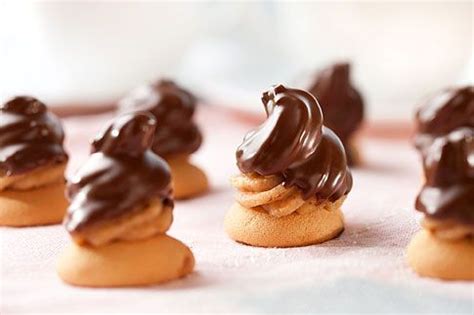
224,202,344,248
407,230,474,281
57,234,195,287
0,181,68,227
167,156,208,199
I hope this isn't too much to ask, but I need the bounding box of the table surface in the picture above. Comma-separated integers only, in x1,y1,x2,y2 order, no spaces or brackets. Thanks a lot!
1,107,473,314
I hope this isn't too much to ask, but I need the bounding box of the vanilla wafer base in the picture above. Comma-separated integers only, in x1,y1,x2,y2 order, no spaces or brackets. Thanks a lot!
407,230,474,280
167,156,208,199
0,181,67,227
57,234,195,287
224,202,344,248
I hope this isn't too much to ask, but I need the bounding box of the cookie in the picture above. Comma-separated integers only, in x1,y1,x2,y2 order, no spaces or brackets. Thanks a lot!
57,234,195,287
226,85,353,248
224,202,344,248
167,156,208,199
407,230,474,280
59,113,195,287
0,181,67,227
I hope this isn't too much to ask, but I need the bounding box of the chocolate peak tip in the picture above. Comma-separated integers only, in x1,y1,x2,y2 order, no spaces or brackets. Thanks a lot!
153,79,176,88
1,96,47,115
325,63,351,85
92,112,157,156
332,62,350,74
261,84,288,110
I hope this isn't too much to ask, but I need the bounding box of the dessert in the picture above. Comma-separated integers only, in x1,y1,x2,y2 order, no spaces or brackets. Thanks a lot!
57,112,194,287
118,80,208,199
414,86,473,156
407,128,474,280
307,63,364,165
0,96,68,226
224,85,353,248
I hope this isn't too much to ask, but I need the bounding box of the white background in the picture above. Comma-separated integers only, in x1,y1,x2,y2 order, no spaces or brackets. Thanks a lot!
0,1,472,120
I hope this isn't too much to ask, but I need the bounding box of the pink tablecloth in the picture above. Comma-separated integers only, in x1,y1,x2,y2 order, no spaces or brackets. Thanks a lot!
1,108,473,313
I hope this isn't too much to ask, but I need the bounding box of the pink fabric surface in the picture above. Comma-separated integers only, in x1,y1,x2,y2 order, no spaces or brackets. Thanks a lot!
1,108,473,314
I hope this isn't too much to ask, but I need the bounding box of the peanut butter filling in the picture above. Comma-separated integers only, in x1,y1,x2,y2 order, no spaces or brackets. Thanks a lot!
422,217,474,241
70,199,173,247
0,163,66,192
231,173,345,217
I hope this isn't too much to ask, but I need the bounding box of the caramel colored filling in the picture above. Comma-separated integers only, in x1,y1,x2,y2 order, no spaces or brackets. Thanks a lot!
0,163,66,192
231,173,344,217
166,154,189,163
71,198,173,247
422,217,474,241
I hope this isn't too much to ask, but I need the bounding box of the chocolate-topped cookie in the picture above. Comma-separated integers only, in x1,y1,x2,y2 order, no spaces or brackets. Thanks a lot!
407,86,474,281
58,112,194,287
307,63,364,165
226,84,351,248
0,96,68,227
118,80,208,199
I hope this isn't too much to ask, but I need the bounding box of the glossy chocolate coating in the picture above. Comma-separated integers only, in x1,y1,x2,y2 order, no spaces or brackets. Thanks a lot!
237,84,352,201
64,112,172,233
308,63,364,165
118,79,202,157
0,96,67,176
415,86,474,153
416,128,474,225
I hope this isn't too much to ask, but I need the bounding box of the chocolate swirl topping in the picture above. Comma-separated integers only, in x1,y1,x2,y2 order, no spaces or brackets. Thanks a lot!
308,63,364,164
415,86,474,153
416,128,474,225
118,79,202,157
0,96,67,176
236,85,352,201
64,112,172,233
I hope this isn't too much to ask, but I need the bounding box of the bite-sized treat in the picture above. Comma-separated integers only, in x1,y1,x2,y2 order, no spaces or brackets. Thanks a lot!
118,80,208,199
57,112,194,287
224,85,352,248
0,96,68,226
407,128,474,280
307,63,364,165
414,86,473,156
